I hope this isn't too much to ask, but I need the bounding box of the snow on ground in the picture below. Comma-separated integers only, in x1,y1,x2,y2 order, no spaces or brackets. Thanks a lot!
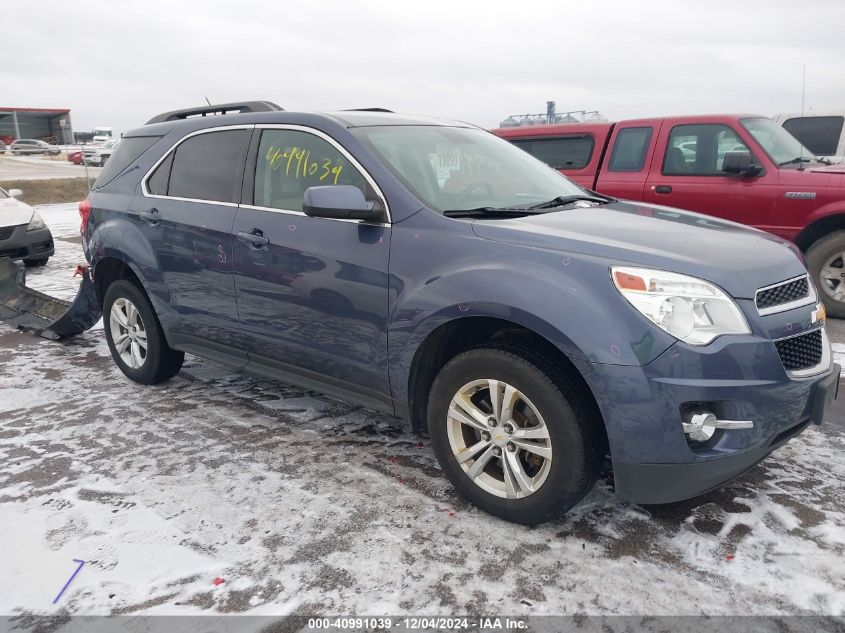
1,205,844,619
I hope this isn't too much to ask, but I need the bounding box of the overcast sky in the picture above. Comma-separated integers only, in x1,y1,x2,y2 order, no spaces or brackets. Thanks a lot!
3,0,844,133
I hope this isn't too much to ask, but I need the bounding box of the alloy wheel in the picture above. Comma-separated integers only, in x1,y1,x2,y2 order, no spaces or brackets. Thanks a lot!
820,252,845,302
446,379,552,499
109,297,148,369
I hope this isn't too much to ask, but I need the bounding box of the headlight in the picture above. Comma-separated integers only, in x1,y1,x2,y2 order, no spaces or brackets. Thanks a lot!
611,266,750,345
26,211,45,231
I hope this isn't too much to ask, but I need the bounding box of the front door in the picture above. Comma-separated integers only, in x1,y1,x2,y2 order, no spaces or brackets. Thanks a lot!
643,122,776,227
139,127,251,364
232,126,392,411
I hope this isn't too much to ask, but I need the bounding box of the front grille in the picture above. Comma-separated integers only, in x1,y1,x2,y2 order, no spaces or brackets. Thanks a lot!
756,276,809,312
775,329,823,371
0,226,14,241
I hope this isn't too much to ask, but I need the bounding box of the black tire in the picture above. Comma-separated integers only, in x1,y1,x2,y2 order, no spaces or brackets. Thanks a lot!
427,345,603,524
23,258,49,267
103,279,184,384
807,230,845,319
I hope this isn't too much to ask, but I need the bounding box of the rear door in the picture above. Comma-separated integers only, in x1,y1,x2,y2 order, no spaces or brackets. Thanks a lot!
139,126,251,365
595,121,659,201
232,125,393,411
642,121,776,226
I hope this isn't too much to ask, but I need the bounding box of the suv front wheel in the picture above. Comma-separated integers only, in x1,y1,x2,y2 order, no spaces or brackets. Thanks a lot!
103,280,184,384
427,346,603,524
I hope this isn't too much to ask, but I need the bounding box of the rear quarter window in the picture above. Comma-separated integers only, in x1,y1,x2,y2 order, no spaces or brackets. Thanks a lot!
509,136,594,170
94,136,160,189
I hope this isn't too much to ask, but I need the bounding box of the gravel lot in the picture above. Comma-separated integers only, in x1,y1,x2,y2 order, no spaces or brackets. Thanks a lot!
1,205,844,618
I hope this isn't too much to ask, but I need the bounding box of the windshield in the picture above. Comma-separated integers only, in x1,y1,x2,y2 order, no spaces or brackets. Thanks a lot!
350,126,587,212
741,117,816,166
93,129,113,137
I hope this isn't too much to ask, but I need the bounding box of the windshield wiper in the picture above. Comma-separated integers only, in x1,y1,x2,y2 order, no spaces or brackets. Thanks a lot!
528,194,614,209
442,207,552,218
778,156,815,167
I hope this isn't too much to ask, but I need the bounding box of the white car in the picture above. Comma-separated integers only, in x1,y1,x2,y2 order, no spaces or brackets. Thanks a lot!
83,139,119,167
0,187,54,266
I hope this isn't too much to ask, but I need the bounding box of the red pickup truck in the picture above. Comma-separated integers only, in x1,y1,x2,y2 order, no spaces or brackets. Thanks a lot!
493,115,845,316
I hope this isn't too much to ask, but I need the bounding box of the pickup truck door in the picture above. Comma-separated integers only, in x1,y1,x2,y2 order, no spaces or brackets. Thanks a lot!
594,121,661,201
642,121,776,227
232,125,393,413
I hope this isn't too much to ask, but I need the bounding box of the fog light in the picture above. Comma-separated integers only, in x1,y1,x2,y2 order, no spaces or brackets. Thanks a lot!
682,412,754,442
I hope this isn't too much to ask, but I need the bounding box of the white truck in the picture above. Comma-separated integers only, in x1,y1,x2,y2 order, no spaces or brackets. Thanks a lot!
775,112,845,163
92,126,122,144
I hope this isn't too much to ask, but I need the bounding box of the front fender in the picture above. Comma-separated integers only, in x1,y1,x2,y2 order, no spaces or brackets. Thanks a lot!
387,213,676,403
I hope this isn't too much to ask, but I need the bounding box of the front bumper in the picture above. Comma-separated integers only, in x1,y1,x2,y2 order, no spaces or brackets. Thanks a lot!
0,224,54,261
583,317,838,504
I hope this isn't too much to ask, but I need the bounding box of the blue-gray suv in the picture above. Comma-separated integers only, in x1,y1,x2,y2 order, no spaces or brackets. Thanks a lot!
80,102,838,524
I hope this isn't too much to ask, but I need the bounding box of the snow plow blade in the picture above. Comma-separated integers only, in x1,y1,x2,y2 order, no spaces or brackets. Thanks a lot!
0,258,101,340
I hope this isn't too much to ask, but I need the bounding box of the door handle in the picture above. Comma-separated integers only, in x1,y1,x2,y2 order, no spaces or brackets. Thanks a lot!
654,185,672,194
237,229,270,248
139,208,160,225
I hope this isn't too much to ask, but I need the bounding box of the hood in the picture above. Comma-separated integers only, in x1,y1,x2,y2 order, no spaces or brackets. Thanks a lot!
0,195,34,228
471,201,805,299
808,162,845,174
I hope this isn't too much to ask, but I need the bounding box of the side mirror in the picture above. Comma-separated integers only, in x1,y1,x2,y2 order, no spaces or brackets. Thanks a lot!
722,152,762,177
302,185,381,221
8,189,23,199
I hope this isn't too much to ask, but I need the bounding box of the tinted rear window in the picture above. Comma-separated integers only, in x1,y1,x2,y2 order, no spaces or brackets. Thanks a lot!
510,136,594,169
782,116,844,156
94,136,160,189
608,127,653,172
167,130,250,203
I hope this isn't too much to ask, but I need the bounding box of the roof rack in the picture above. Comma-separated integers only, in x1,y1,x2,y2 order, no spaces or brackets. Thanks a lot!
146,101,284,125
343,108,394,113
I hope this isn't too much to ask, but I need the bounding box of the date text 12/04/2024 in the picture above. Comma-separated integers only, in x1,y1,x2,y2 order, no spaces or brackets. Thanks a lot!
306,618,529,630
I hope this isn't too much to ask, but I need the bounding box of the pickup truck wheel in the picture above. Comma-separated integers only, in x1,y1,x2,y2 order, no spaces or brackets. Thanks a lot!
103,280,184,384
427,346,602,524
23,258,49,267
807,231,845,318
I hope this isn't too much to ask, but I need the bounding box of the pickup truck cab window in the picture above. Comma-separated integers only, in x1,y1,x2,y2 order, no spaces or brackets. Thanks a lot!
608,127,653,172
254,129,369,213
509,136,594,170
351,126,586,213
663,124,754,176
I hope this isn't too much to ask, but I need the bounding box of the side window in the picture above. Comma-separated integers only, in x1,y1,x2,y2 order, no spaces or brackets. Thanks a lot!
608,127,653,172
165,130,250,203
510,136,594,170
783,116,844,156
254,129,369,212
147,153,173,196
663,124,751,176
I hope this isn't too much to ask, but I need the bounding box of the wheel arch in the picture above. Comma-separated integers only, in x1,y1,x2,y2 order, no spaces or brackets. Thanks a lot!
404,314,609,457
794,211,845,252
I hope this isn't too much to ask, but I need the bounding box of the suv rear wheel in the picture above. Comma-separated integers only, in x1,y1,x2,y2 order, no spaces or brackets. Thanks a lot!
103,280,184,384
427,345,602,524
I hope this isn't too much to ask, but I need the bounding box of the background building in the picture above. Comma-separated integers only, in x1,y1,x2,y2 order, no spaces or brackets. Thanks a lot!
0,107,73,145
